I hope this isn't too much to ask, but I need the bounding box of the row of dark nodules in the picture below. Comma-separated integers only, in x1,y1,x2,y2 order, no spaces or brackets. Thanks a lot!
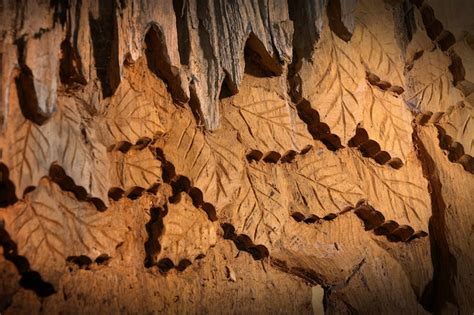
142,148,218,273
415,111,474,173
291,200,428,243
297,98,404,169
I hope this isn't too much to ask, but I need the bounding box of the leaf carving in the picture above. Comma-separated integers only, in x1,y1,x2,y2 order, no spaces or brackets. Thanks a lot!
300,28,367,144
223,163,287,247
2,178,127,283
2,96,111,204
351,0,405,86
98,78,174,148
157,193,217,265
363,87,413,160
439,103,474,156
405,49,463,112
283,145,363,219
163,111,244,210
223,75,312,152
54,97,110,203
109,148,162,191
345,150,430,231
5,118,51,197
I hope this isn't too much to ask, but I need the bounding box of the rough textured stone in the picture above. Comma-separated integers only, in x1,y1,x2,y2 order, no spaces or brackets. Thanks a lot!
0,0,473,314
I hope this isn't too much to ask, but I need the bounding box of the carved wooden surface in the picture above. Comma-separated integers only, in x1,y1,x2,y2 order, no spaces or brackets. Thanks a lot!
1,0,474,314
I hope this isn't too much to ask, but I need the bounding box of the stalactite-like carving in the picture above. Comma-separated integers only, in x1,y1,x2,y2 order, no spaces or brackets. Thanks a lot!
0,0,473,314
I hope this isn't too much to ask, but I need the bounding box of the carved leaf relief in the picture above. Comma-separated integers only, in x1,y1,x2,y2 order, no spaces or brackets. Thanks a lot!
362,87,413,160
2,179,126,282
405,49,463,112
6,118,51,197
98,77,174,148
439,103,474,156
300,28,367,144
223,163,287,247
109,148,162,192
163,112,244,210
283,145,364,219
157,193,217,265
345,150,431,231
352,0,405,86
223,75,312,152
54,97,110,203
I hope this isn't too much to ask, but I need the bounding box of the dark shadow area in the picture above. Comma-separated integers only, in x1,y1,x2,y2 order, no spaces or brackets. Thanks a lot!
0,163,18,207
222,223,269,260
15,38,49,125
327,0,353,42
0,224,55,297
89,0,120,97
145,24,188,103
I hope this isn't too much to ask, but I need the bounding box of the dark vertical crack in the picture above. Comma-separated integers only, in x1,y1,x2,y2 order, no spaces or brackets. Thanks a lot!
15,37,49,125
413,127,458,312
89,0,120,97
50,0,68,27
145,23,188,103
288,0,321,63
0,163,17,207
144,206,165,268
172,0,191,66
327,0,353,42
59,0,87,87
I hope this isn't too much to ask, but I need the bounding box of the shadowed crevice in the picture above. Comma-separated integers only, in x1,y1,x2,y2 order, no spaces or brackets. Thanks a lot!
15,37,49,125
290,198,428,243
172,0,191,66
296,99,343,151
58,0,87,87
154,148,217,221
244,33,283,78
89,0,120,98
327,0,353,42
349,128,404,169
145,23,188,103
0,163,17,207
144,205,165,269
413,126,458,311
